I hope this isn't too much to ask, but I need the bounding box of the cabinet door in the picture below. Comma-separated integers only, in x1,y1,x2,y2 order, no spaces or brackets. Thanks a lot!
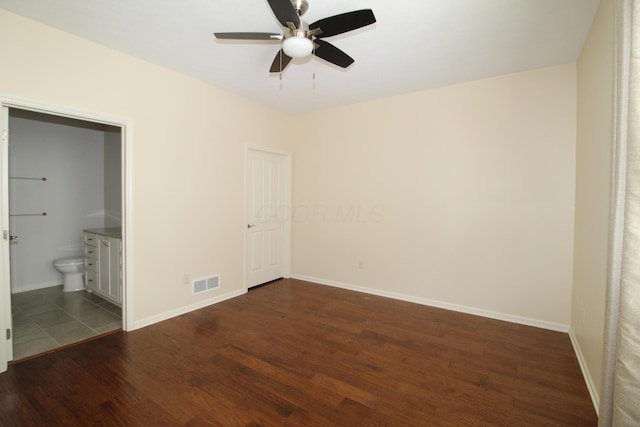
98,237,111,297
107,238,121,304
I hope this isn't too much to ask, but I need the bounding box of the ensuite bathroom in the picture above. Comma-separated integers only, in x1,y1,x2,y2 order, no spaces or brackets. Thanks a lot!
8,108,123,361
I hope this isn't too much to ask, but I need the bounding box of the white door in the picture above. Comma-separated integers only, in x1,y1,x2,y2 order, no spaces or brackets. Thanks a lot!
246,148,288,288
1,106,13,371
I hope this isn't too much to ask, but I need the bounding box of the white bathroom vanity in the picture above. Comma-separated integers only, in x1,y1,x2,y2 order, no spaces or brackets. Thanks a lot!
83,228,122,306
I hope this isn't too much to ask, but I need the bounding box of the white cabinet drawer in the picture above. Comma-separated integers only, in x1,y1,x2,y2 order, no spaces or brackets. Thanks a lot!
84,233,98,246
84,257,97,272
85,269,98,292
84,245,97,258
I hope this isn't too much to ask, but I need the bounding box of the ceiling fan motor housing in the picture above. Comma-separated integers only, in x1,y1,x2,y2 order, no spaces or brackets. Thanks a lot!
285,19,309,36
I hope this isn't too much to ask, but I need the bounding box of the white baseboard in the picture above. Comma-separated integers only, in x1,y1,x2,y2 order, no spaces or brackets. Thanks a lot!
11,281,61,294
569,328,600,415
291,274,569,333
133,288,247,330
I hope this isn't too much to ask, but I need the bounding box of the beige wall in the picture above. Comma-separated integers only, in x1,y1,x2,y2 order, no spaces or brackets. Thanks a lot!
0,9,291,325
573,0,615,404
292,64,577,328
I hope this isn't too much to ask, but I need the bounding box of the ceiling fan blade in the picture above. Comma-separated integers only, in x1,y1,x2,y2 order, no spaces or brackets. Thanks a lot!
313,39,354,68
310,9,376,38
269,49,293,73
267,0,300,28
214,32,282,40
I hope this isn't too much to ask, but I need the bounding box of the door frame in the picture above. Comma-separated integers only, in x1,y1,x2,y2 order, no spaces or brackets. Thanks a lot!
0,95,134,373
244,145,292,289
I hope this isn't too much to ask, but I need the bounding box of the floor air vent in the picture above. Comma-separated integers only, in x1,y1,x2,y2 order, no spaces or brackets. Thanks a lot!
192,275,220,296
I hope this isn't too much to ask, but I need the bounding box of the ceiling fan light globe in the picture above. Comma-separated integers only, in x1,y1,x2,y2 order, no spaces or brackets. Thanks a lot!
282,37,313,58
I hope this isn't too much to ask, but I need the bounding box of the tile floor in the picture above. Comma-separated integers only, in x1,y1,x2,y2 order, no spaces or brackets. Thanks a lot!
11,286,122,361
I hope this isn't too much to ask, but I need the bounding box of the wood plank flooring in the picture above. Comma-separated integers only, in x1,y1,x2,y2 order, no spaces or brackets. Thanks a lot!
0,279,597,426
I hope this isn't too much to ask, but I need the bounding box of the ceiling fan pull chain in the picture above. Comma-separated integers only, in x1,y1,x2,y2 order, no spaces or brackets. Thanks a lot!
312,46,317,90
279,50,284,90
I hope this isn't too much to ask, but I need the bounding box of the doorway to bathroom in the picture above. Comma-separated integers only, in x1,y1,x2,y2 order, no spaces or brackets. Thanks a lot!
0,102,129,368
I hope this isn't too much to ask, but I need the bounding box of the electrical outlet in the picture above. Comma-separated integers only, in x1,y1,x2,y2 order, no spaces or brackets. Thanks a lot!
357,260,364,270
183,273,190,285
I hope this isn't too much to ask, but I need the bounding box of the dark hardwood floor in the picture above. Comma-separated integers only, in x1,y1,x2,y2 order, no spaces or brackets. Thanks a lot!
0,279,597,426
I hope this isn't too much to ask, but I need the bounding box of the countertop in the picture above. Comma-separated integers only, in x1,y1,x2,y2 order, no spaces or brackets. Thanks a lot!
83,227,122,239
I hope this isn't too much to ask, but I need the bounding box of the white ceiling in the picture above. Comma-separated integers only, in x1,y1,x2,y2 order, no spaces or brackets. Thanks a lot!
0,0,599,114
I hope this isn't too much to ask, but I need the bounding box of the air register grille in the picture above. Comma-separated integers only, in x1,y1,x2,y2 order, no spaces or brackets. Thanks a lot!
192,275,220,296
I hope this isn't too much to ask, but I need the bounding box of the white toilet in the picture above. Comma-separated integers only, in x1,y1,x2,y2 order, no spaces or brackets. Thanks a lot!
53,257,85,292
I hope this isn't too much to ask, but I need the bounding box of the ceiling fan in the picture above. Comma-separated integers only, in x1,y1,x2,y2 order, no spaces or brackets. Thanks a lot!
214,0,376,73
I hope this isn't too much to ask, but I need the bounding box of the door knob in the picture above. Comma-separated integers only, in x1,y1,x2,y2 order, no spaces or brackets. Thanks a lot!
247,224,256,229
9,235,18,241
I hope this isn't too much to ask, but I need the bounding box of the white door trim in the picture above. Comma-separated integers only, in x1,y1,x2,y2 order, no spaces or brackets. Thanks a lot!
0,95,134,373
244,145,292,289
1,106,12,371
